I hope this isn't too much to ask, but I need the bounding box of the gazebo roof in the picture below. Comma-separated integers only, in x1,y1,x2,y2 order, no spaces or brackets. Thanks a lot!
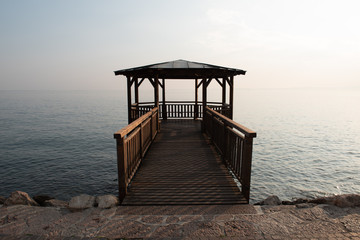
114,59,246,79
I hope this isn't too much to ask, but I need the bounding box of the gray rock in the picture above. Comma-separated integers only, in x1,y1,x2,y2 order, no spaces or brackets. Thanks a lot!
257,195,281,205
69,194,95,209
4,191,39,206
96,195,119,208
0,196,5,204
44,199,68,208
309,194,360,208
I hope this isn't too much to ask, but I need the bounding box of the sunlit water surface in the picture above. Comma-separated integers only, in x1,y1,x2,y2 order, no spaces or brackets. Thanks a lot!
0,89,359,203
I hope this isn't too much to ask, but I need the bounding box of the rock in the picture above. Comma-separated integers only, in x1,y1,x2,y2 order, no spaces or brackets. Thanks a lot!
4,191,39,206
69,194,95,209
44,199,68,208
96,195,119,208
0,196,5,204
256,195,281,205
309,194,360,208
296,203,315,208
33,195,54,206
282,198,308,205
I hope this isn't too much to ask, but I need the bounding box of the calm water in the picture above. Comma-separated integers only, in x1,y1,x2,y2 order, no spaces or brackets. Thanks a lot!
0,89,359,203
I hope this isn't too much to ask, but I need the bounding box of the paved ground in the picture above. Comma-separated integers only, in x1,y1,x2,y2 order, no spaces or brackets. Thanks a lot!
1,203,360,239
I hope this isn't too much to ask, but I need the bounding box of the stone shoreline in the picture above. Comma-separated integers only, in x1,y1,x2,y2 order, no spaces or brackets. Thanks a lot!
1,191,360,239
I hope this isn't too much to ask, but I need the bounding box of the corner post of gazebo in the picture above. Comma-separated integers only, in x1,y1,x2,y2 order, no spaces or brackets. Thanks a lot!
222,77,227,116
134,77,139,120
162,79,167,120
154,75,160,130
194,79,198,120
229,75,234,119
201,78,208,132
126,76,132,124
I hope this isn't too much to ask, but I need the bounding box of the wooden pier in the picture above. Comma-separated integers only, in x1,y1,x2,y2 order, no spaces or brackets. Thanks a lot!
114,60,256,205
122,120,247,205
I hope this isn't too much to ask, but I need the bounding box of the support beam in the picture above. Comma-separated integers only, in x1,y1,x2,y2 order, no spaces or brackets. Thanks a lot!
134,77,139,104
154,76,160,131
127,76,132,124
195,79,198,119
154,76,159,107
222,77,226,106
138,78,145,87
201,78,208,132
229,76,234,119
134,77,139,120
148,78,155,87
197,79,204,89
214,78,223,87
162,79,167,120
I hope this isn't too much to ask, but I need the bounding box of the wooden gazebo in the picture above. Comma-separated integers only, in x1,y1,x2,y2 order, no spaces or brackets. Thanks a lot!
114,59,246,123
114,60,256,205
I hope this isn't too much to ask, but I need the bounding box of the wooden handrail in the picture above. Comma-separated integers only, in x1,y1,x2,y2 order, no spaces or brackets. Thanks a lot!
114,107,158,138
203,106,256,203
114,106,159,203
205,107,256,138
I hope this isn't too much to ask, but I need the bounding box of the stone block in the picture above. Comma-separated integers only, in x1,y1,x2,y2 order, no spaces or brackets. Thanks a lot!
95,195,119,209
69,194,95,209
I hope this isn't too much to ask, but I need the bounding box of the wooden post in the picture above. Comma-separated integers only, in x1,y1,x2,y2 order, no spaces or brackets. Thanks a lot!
229,76,234,119
241,137,254,203
222,77,226,115
115,136,127,203
134,77,139,119
162,79,167,120
195,79,198,120
201,78,207,132
127,76,132,124
155,76,160,131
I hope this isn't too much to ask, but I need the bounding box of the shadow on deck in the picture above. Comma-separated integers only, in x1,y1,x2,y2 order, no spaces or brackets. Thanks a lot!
122,120,247,205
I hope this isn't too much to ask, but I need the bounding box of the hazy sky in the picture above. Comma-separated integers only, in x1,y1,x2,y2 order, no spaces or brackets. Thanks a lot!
1,0,360,90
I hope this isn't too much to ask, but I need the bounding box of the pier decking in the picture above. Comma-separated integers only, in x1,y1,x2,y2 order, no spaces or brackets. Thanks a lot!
122,120,247,205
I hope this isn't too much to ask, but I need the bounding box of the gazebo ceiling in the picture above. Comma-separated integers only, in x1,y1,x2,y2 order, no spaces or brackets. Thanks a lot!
114,59,246,79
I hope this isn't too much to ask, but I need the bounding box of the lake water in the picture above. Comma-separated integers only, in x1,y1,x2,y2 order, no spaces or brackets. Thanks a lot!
0,88,359,203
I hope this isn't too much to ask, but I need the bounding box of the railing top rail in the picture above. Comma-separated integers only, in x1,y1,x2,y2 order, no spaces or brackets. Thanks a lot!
205,107,257,138
114,107,158,139
136,101,228,105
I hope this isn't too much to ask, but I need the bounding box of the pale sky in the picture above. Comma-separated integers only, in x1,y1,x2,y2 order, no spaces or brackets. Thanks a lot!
1,0,360,90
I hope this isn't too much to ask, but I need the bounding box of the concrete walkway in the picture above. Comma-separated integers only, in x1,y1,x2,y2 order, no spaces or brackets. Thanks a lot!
1,203,360,239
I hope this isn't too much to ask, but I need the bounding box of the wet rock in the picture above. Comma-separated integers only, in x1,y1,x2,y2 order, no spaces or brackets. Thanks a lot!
69,194,96,209
96,195,119,209
309,194,360,208
33,195,54,206
0,196,5,204
4,191,39,206
44,199,68,208
256,195,281,205
282,198,309,205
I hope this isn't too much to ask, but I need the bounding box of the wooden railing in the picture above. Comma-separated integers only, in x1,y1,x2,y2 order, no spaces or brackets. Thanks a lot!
203,107,256,203
114,107,159,202
130,101,230,121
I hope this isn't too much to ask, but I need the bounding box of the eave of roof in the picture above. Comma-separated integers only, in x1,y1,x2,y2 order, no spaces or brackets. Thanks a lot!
114,59,246,79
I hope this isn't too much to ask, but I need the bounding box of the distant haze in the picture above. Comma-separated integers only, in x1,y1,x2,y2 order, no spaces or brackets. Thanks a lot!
1,0,360,90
